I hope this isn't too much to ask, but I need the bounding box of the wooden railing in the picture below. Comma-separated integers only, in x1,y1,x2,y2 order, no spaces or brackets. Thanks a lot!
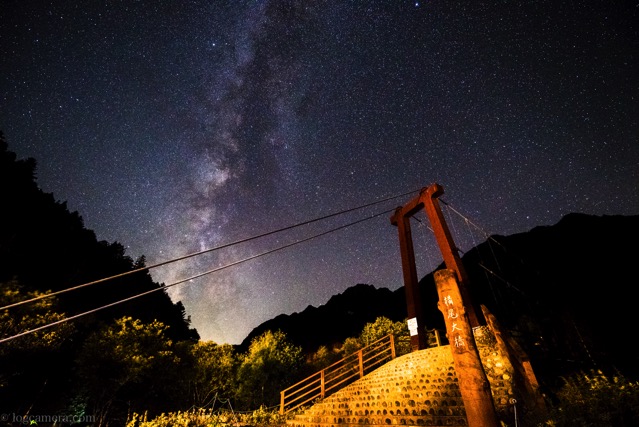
279,334,396,415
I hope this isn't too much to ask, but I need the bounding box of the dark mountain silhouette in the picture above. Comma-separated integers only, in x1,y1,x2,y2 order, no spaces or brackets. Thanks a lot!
241,212,639,386
239,283,408,353
0,132,198,342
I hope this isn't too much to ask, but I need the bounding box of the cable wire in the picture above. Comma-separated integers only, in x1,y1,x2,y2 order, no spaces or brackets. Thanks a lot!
0,207,395,344
440,198,543,276
440,198,510,253
1,188,419,311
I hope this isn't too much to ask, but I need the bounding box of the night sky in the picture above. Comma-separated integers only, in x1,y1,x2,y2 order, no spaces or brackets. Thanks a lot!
2,1,637,345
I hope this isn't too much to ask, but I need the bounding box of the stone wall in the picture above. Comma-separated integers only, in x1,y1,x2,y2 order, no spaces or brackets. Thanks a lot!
474,325,517,421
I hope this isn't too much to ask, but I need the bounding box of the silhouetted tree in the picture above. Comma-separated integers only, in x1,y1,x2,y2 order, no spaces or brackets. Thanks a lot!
236,330,303,409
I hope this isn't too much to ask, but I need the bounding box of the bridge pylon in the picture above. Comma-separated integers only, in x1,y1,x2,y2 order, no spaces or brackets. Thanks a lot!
391,183,482,351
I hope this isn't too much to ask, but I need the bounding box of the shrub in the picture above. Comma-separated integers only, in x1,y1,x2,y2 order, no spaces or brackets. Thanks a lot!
127,407,286,427
541,369,639,426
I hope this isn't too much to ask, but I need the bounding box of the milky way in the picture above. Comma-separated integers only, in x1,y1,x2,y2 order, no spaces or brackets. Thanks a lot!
1,1,637,344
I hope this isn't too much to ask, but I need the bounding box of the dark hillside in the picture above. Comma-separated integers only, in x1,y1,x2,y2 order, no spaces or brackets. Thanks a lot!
0,133,198,342
461,212,639,383
239,283,407,353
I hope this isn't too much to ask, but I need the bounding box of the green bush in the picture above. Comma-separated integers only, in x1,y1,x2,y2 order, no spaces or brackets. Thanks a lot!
127,407,286,427
540,370,639,426
238,406,286,426
236,330,303,409
126,408,219,427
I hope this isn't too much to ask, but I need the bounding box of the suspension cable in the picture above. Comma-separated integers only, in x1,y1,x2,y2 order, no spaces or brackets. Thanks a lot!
1,189,419,311
0,207,395,344
439,199,541,299
440,198,507,251
440,198,542,276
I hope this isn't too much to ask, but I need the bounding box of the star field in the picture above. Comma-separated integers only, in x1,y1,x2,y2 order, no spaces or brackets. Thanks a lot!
1,0,637,344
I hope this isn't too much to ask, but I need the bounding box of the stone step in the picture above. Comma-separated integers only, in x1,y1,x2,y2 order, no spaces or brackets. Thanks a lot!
327,376,458,390
294,402,466,418
297,399,465,419
287,346,470,427
314,376,459,394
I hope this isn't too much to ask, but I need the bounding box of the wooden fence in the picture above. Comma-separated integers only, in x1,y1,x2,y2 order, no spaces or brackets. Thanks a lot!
279,334,396,415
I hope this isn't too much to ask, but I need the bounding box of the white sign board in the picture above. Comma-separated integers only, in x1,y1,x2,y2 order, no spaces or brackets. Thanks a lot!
407,317,418,336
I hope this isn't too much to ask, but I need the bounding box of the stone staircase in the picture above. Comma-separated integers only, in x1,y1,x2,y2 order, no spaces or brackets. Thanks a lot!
287,345,469,427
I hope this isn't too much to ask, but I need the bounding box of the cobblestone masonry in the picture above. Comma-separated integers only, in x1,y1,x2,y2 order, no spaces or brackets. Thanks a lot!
288,327,516,427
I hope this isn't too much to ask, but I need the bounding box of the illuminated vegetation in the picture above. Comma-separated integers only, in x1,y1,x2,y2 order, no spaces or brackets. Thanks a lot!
538,370,639,427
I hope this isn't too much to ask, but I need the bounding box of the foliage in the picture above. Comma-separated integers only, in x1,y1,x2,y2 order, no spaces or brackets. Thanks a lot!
307,344,340,371
127,408,220,427
330,316,412,359
357,316,411,356
236,330,303,409
187,341,239,406
339,336,363,356
74,317,180,426
0,279,74,355
239,405,287,426
0,280,75,413
127,406,287,427
539,370,639,426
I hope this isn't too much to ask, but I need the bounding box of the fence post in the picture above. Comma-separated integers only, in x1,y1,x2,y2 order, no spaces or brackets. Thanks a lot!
358,349,364,378
321,370,325,398
280,390,285,415
390,334,396,359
